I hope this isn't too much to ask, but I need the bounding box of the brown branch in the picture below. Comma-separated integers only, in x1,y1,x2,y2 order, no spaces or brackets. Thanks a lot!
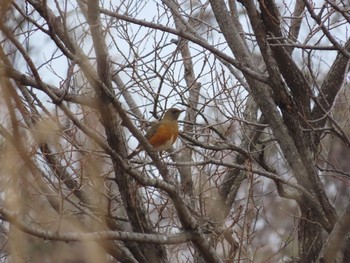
99,7,269,83
209,0,336,233
162,0,198,197
302,0,350,58
288,0,306,47
2,64,96,107
312,39,350,143
0,207,193,244
257,0,311,117
318,202,350,263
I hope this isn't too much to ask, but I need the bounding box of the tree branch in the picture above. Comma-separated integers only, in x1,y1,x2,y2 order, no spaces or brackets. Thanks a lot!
0,207,193,244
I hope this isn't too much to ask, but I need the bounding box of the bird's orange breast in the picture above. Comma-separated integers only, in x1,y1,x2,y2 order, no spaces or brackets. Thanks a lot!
147,122,179,151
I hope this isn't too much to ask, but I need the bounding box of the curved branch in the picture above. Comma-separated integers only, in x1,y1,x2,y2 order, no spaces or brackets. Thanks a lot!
302,0,350,58
2,65,96,107
99,8,269,83
0,207,193,244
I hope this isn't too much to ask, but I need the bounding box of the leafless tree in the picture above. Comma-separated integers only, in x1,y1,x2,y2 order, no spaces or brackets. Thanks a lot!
0,0,350,262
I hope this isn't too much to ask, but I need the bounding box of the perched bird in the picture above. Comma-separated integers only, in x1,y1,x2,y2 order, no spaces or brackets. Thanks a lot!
127,108,184,159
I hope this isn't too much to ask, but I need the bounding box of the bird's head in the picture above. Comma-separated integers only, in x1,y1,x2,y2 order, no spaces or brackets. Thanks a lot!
163,108,184,120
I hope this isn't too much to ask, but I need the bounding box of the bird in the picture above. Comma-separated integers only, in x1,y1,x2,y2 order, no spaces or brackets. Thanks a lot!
127,108,184,159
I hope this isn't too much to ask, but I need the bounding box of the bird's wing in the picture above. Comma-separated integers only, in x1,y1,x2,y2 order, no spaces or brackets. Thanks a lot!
144,122,162,140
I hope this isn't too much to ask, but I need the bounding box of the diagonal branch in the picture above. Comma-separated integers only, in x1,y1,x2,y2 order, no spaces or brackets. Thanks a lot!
312,39,350,144
318,202,350,263
209,0,336,232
